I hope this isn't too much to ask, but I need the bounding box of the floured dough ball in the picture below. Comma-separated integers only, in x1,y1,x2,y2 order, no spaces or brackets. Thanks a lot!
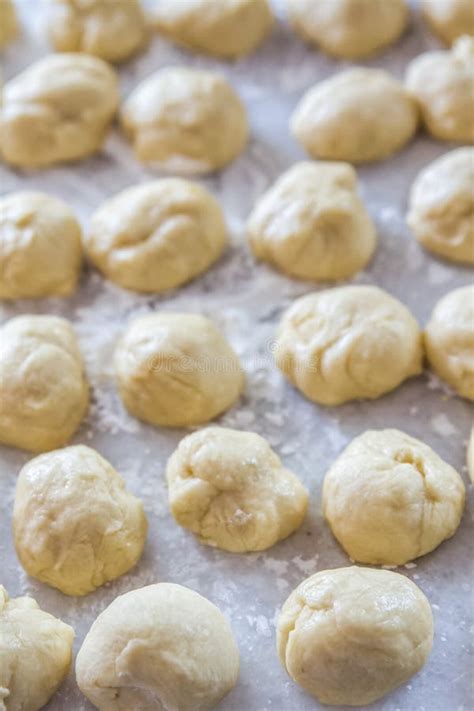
424,286,474,400
85,179,227,293
323,429,465,565
153,0,273,59
422,0,474,45
13,445,148,596
0,586,74,711
288,0,408,59
291,68,418,163
0,191,83,299
0,315,89,452
468,427,474,483
247,161,376,281
114,313,244,427
0,53,119,169
275,286,423,405
167,427,308,552
76,583,239,711
407,148,474,265
0,0,18,47
406,36,474,143
277,566,433,706
121,67,248,174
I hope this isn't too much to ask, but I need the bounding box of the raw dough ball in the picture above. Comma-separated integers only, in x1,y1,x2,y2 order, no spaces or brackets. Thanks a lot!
0,586,74,711
76,583,239,711
0,315,89,452
114,313,244,427
0,191,83,299
167,426,308,552
424,286,474,400
277,566,433,706
85,179,227,293
422,0,474,45
323,429,466,565
48,0,147,63
291,68,418,164
13,445,148,596
275,285,423,405
468,427,474,483
0,0,18,48
121,67,248,174
0,53,119,169
288,0,408,59
153,0,273,59
247,161,376,281
406,36,474,143
407,148,474,265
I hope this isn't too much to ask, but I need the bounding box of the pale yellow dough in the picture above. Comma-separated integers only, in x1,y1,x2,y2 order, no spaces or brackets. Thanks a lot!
468,427,474,482
277,566,433,706
247,161,376,281
76,583,239,711
0,315,89,452
422,0,474,45
0,0,18,48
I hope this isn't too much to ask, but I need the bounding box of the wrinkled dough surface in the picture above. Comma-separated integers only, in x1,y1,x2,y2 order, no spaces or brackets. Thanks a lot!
0,0,18,48
422,0,474,45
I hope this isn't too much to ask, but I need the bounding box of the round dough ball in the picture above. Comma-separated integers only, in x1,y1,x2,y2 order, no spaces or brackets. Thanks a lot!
247,161,376,281
288,0,408,59
114,313,244,427
407,148,474,265
0,0,18,48
120,67,248,174
13,445,148,596
424,286,474,400
275,285,423,405
468,427,474,483
0,191,83,299
291,68,418,164
85,179,227,293
0,53,119,169
0,586,74,711
277,566,433,706
0,315,89,452
76,583,239,711
323,429,466,565
167,426,308,552
422,0,474,45
406,35,474,143
153,0,273,59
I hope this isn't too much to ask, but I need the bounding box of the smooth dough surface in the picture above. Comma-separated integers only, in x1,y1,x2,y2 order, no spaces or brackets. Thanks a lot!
0,191,83,299
13,445,148,596
114,313,244,427
323,429,465,565
0,586,74,711
85,179,227,293
468,427,474,483
0,315,89,452
121,67,248,174
247,161,376,281
277,566,433,706
0,0,18,48
422,0,474,45
0,53,119,169
76,583,239,711
291,68,418,163
275,285,423,405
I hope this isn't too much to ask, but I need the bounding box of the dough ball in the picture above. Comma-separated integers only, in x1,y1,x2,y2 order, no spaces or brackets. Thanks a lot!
0,585,74,711
167,426,308,552
120,67,248,174
0,53,119,169
406,35,474,143
275,285,423,405
48,0,147,63
407,148,474,265
277,566,433,706
0,315,89,452
13,445,148,596
153,0,273,59
0,191,83,299
76,583,239,711
85,179,227,293
291,68,418,164
0,0,18,48
323,429,465,565
288,0,408,59
114,313,244,427
247,161,376,281
422,0,474,45
424,286,474,400
468,427,474,483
